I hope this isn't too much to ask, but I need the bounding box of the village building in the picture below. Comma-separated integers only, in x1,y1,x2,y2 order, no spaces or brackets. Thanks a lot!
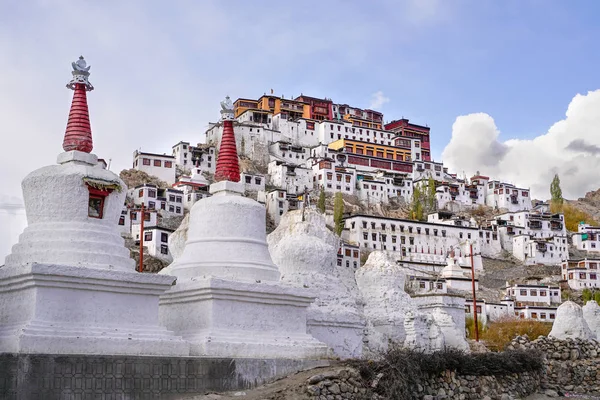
342,214,484,271
138,226,174,262
384,118,432,161
132,150,176,184
241,171,266,193
572,223,600,253
562,258,600,289
129,184,184,216
337,241,361,269
267,161,311,195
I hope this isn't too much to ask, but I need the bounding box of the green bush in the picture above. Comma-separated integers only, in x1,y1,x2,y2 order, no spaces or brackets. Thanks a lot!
480,317,552,351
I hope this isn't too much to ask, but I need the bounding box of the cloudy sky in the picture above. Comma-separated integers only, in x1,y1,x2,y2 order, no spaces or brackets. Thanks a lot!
1,0,599,260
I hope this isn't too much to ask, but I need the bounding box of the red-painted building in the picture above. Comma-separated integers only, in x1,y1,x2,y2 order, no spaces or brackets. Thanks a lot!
295,95,333,121
385,118,431,161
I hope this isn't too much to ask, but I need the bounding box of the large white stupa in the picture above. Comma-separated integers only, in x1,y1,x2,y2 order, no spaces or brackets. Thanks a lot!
0,57,188,356
158,98,329,358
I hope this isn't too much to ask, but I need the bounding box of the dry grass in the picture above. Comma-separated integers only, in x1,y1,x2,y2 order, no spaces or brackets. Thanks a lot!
480,317,552,351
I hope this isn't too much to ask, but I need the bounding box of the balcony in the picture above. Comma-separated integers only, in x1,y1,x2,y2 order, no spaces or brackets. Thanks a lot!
511,195,519,205
551,222,563,231
530,221,543,230
536,243,548,252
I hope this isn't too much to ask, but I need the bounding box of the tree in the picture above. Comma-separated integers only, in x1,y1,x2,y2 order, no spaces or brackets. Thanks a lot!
317,187,326,214
550,174,563,212
333,192,344,236
426,177,437,213
582,288,593,304
409,185,424,221
594,291,600,305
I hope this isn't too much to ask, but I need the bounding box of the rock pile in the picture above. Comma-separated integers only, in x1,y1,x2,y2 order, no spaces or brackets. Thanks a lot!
305,368,373,400
302,365,540,400
418,370,540,400
509,335,600,360
509,335,600,396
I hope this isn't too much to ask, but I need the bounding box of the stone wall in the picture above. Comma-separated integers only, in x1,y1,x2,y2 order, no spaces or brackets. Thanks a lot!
510,335,600,396
0,353,327,400
303,366,541,400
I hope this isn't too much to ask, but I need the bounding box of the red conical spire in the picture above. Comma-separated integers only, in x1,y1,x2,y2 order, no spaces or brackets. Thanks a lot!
63,56,94,153
63,83,93,153
214,119,240,182
214,96,240,182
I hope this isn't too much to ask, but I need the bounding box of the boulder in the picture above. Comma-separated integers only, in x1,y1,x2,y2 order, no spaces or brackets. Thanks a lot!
549,301,595,340
582,300,600,339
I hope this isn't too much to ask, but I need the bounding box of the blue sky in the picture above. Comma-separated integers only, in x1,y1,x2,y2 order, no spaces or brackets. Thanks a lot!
1,0,600,260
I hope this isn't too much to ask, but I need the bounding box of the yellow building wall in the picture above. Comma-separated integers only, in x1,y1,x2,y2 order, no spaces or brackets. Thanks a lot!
329,139,411,161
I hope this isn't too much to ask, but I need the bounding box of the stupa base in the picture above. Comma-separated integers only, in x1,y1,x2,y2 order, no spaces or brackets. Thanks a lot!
308,317,365,359
159,277,331,359
0,263,189,356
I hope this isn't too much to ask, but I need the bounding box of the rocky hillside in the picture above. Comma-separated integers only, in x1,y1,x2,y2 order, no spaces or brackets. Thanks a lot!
568,188,600,223
119,169,169,190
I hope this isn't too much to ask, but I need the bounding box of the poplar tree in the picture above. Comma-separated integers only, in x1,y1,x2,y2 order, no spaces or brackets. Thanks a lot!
427,177,437,212
550,174,563,211
410,185,424,221
317,187,326,213
333,192,344,236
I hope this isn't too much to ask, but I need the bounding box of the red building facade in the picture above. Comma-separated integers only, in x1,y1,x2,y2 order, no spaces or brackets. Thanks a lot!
385,118,431,161
295,95,333,121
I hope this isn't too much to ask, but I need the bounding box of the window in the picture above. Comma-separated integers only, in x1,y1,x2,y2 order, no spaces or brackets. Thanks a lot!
255,178,261,185
154,160,161,167
419,282,426,289
436,282,443,289
580,273,587,279
540,290,547,296
160,244,168,255
591,273,597,280
130,211,137,221
175,196,182,203
144,231,153,241
550,313,555,319
540,313,546,319
118,216,125,225
160,232,169,243
530,290,537,296
176,207,181,213
169,205,175,212
520,290,527,296
144,212,151,222
245,176,252,184
138,189,144,197
148,201,155,209
531,312,538,319
148,189,156,198
88,195,105,219
165,161,173,168
142,158,150,166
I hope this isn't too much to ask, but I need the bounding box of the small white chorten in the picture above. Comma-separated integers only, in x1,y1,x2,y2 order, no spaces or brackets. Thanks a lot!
0,57,188,356
158,98,329,359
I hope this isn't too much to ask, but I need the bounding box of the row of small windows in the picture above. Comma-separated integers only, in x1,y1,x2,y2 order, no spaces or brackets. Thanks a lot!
353,221,457,238
135,158,173,168
511,289,559,297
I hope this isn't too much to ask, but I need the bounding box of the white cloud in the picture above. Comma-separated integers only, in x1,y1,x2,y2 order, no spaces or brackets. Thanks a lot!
442,89,600,199
368,91,390,110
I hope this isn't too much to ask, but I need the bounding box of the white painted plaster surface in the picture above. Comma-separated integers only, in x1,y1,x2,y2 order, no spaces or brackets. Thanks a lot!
168,213,189,261
158,276,330,359
0,263,189,356
549,301,595,340
356,251,440,353
4,151,134,272
267,210,365,359
582,301,600,339
160,185,280,282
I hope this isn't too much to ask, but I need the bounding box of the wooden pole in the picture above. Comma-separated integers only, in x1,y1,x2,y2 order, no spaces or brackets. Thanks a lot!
139,202,144,273
470,241,479,342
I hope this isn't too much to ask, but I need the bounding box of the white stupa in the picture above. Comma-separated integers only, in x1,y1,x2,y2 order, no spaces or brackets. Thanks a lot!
0,57,188,356
158,98,329,358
